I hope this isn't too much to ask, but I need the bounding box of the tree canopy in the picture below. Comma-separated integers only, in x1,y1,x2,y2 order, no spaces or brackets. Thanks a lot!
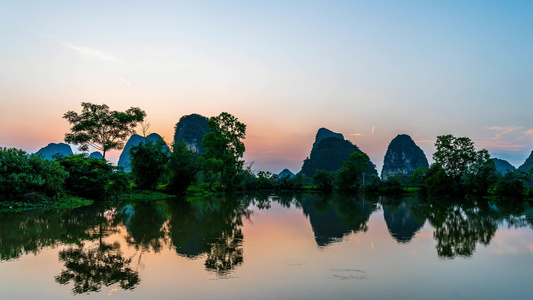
433,134,485,183
64,102,146,158
201,112,246,191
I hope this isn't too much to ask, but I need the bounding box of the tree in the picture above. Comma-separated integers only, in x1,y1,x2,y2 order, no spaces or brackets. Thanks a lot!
64,102,146,158
463,150,499,195
129,139,170,190
57,154,128,200
433,134,488,184
424,163,456,197
493,170,529,198
201,112,246,191
336,152,370,191
313,169,334,191
0,147,68,201
167,142,197,194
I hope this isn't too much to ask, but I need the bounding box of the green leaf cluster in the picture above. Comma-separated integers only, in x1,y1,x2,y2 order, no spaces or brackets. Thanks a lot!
0,147,68,201
56,154,126,200
201,112,246,191
64,102,146,158
129,140,170,190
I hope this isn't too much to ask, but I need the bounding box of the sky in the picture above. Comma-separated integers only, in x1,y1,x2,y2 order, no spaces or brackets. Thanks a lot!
1,0,532,174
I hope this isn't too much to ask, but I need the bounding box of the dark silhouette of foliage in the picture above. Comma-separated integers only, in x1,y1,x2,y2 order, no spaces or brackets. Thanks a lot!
129,139,169,190
64,102,146,158
336,152,370,191
433,134,488,184
56,154,125,200
492,171,529,198
167,142,197,194
463,155,500,196
313,169,334,191
201,112,246,191
0,147,67,201
424,163,456,197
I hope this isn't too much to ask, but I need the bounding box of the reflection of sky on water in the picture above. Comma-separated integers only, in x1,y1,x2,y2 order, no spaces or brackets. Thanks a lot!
0,196,532,299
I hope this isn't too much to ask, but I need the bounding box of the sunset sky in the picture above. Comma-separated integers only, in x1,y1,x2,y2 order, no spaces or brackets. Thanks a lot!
1,0,532,174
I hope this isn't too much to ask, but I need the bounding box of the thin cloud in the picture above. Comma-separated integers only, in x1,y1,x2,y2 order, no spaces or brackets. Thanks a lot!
116,75,132,87
349,133,362,136
524,129,533,136
40,33,121,63
477,141,526,151
415,139,434,143
486,126,522,140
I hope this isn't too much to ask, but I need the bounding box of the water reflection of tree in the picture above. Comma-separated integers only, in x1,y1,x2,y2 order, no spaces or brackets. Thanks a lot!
204,227,244,274
168,197,251,276
121,201,170,254
425,198,499,259
55,241,140,294
0,204,116,261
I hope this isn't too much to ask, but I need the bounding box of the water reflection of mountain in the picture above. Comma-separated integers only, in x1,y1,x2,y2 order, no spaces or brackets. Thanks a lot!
167,198,251,275
382,198,427,244
300,194,377,247
121,201,170,253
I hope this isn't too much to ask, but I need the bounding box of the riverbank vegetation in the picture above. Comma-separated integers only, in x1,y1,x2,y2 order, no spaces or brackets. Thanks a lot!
1,103,532,210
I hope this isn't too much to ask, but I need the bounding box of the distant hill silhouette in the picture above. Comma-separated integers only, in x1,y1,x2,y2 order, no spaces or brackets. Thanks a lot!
518,151,533,173
381,134,428,180
300,128,377,179
35,143,73,159
492,158,515,175
88,151,103,159
173,114,210,153
118,133,168,171
312,128,344,151
278,169,295,178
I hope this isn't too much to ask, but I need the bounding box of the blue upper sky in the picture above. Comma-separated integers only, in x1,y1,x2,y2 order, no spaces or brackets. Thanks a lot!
1,0,532,172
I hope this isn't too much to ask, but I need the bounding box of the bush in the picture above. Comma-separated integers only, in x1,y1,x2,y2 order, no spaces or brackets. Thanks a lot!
492,171,527,198
56,154,123,200
0,147,67,201
129,140,169,190
424,163,456,197
380,177,404,195
167,142,197,194
313,169,334,191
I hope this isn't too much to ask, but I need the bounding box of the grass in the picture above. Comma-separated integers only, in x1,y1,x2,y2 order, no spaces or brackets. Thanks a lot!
112,190,175,201
0,196,93,212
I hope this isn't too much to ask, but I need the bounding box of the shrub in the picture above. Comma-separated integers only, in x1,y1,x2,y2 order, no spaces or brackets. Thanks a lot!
167,142,197,194
492,171,527,198
313,169,334,191
129,140,169,190
0,147,67,201
56,154,122,200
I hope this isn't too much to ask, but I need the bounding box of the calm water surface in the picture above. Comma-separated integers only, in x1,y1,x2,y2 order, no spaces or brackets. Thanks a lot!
1,194,532,299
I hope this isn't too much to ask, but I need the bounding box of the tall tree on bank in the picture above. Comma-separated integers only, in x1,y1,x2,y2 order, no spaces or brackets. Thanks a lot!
433,134,485,184
64,102,146,158
336,152,370,191
201,112,246,191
